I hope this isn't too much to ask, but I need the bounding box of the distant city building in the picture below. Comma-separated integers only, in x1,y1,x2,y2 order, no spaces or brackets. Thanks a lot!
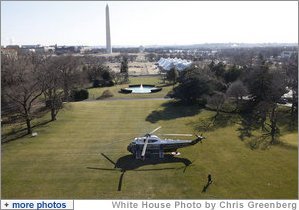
19,45,52,54
157,57,192,71
281,51,294,58
106,4,112,54
19,48,36,54
80,46,93,54
21,44,41,49
35,47,46,54
79,46,104,54
55,46,79,55
6,45,20,50
44,46,55,53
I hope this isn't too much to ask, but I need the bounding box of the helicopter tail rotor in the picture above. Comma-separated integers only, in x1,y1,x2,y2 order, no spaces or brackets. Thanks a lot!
191,134,206,145
182,159,196,173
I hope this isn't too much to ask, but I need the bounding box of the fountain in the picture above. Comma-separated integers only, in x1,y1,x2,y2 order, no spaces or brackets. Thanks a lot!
121,84,162,94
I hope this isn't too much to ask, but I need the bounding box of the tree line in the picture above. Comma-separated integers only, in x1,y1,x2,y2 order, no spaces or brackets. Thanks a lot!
170,54,298,145
1,54,129,135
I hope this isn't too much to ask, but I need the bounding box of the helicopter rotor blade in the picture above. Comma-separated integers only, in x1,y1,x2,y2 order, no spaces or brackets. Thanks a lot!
100,153,116,167
133,167,178,171
149,126,161,134
141,137,149,158
161,134,193,137
86,167,121,171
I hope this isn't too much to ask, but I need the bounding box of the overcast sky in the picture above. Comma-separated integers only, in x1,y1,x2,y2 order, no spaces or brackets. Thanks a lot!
1,1,298,46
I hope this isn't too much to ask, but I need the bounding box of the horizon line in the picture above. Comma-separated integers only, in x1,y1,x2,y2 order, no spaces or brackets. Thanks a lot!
2,42,298,48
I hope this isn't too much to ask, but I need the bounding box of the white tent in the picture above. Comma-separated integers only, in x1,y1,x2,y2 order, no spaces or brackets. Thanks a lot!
157,57,192,71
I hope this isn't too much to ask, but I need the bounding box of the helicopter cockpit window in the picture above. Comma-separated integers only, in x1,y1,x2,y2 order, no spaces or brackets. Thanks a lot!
148,139,158,143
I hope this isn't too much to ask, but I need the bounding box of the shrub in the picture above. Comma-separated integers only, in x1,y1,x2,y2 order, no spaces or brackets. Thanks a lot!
150,87,162,93
93,79,101,88
101,90,114,98
71,89,89,101
92,79,114,88
105,80,115,87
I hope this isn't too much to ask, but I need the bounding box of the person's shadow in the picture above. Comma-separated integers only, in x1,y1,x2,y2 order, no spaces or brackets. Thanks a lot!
202,175,213,193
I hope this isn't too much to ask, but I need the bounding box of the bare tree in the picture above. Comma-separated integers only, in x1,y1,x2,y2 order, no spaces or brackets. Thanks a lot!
207,92,226,117
2,55,44,134
52,56,82,101
226,80,248,110
40,57,64,121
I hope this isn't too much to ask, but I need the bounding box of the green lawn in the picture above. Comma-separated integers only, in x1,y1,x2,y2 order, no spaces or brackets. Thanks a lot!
87,76,175,99
2,100,297,199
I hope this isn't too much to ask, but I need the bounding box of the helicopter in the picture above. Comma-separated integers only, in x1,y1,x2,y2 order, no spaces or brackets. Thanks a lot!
127,126,205,160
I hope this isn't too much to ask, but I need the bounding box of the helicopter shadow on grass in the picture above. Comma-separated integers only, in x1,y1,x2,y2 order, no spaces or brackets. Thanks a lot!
146,100,202,123
87,153,194,191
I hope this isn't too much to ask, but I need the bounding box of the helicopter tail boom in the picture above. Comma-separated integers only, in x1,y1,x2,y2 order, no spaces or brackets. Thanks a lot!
190,135,205,145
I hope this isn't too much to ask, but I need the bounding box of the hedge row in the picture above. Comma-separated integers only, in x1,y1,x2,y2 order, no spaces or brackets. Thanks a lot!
120,88,133,93
128,84,155,88
150,88,162,93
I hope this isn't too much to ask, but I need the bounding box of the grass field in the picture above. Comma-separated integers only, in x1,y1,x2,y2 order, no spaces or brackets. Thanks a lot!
2,99,297,199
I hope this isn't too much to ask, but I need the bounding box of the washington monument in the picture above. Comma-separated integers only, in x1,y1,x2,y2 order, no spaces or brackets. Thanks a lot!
106,4,112,54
